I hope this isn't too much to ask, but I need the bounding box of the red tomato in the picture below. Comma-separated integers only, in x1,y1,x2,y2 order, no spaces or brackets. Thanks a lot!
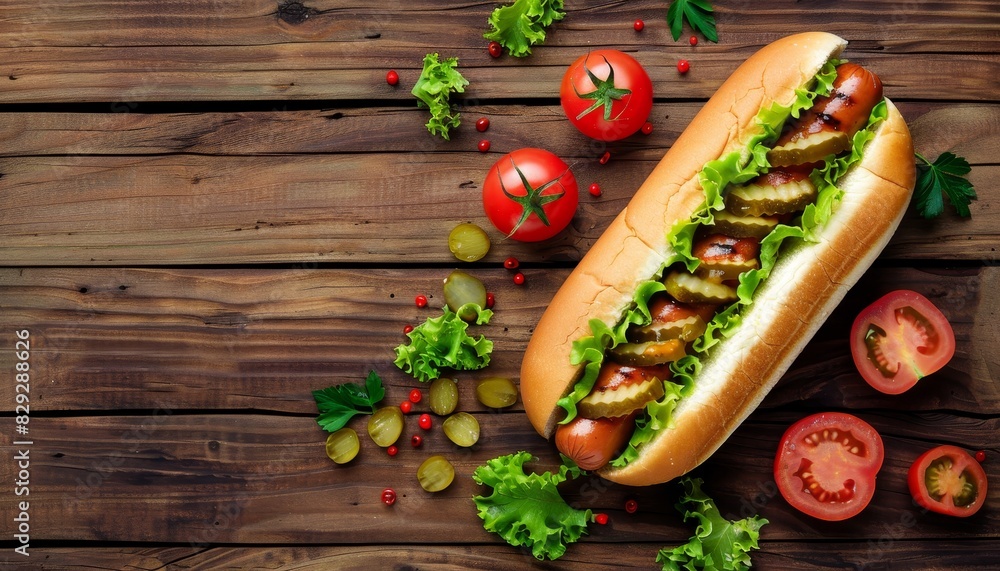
908,445,988,517
560,50,653,142
482,148,578,242
850,290,956,395
774,412,884,521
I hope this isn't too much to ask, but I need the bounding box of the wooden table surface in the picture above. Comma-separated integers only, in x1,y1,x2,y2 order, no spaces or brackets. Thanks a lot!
1,1,998,569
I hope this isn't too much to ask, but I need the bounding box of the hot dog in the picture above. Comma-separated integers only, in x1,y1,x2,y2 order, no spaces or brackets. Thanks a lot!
520,33,916,486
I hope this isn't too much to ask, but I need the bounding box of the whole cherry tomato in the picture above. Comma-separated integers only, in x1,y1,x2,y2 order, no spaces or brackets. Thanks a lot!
560,50,653,141
482,148,578,242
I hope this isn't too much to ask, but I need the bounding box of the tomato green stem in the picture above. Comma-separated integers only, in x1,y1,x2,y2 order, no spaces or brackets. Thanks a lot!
573,55,632,122
497,158,567,238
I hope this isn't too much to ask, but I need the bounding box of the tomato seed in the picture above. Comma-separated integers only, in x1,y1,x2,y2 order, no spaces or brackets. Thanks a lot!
677,60,690,74
599,151,611,165
641,121,654,135
415,294,428,308
488,41,502,58
387,445,398,457
403,324,414,335
486,292,496,309
689,35,698,46
476,117,490,132
411,434,423,447
381,488,397,506
386,70,399,86
589,183,602,197
976,450,987,463
633,19,644,32
595,513,609,525
504,257,519,270
513,272,525,286
625,499,638,514
400,401,413,414
409,388,423,403
478,139,491,153
418,413,433,430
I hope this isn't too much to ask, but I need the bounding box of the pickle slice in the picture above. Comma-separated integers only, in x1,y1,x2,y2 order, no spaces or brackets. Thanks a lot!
767,130,850,167
578,374,666,419
696,258,759,282
664,271,738,304
725,176,817,217
712,210,780,239
609,338,687,367
629,314,707,343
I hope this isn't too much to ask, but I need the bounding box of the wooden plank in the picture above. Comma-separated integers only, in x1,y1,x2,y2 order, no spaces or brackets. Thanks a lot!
1,267,995,414
0,1,997,103
2,412,996,544
10,540,1000,570
2,101,996,267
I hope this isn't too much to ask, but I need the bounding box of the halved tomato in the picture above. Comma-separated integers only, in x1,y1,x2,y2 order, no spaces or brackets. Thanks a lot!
774,412,884,521
850,290,956,395
908,445,988,517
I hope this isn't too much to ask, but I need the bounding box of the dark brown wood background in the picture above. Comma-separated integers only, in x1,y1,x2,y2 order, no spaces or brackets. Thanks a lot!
1,1,997,569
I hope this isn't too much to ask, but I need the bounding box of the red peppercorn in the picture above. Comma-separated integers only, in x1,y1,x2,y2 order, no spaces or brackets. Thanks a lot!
633,19,644,32
409,388,422,403
486,292,496,309
513,272,525,286
415,294,428,308
411,434,423,448
381,488,397,506
478,139,491,153
387,445,398,457
504,256,519,270
488,41,502,58
677,59,690,74
400,400,413,414
588,183,601,197
476,117,490,132
599,151,611,165
625,499,638,514
403,324,414,335
641,121,654,135
386,70,399,86
690,35,698,46
595,513,609,525
975,450,987,463
418,413,432,430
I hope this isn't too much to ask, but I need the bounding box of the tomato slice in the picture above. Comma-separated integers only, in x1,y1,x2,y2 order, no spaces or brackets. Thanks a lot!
774,412,884,521
850,290,956,395
908,445,988,517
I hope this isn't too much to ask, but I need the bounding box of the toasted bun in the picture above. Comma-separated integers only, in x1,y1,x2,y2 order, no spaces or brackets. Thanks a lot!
520,32,916,486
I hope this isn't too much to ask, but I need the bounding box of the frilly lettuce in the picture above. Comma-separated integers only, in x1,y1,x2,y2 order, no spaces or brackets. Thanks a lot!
657,477,768,571
411,53,469,140
484,0,565,57
472,452,590,561
558,60,891,469
393,304,492,382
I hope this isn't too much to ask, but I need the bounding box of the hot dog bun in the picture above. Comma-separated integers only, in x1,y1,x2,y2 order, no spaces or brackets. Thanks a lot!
520,32,915,486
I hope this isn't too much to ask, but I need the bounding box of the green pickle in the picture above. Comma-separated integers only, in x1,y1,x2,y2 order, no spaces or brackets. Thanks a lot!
367,406,404,447
443,412,480,447
429,377,459,415
417,455,455,492
325,428,360,464
475,377,518,408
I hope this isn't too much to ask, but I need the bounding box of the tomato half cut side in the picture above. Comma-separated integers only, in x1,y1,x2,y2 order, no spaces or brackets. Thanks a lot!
774,412,885,521
850,290,956,395
908,445,988,517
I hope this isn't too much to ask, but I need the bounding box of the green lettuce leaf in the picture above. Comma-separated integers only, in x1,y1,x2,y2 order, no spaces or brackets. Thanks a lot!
657,477,768,571
557,59,841,427
393,304,493,382
411,53,469,140
484,0,565,57
472,452,590,561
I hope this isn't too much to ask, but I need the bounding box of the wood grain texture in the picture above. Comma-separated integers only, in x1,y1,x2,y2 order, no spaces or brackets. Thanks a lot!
1,102,997,266
1,267,995,415
0,1,997,102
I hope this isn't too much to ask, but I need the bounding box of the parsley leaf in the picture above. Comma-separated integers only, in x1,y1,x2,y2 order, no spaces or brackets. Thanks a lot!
411,53,469,140
484,0,566,57
666,0,718,43
394,304,493,382
657,477,768,571
473,452,590,561
312,370,386,432
915,152,978,218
